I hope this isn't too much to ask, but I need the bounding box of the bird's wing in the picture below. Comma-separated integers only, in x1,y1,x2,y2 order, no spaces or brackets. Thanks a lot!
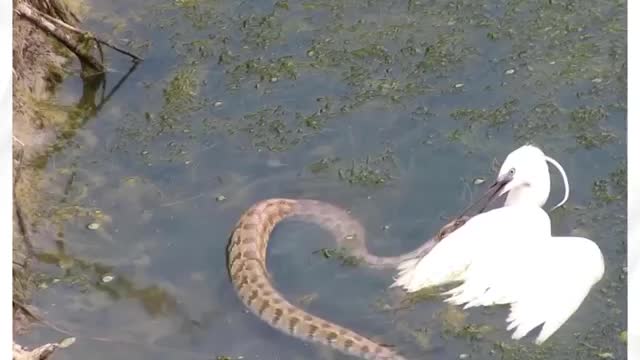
505,237,604,343
445,236,605,344
391,203,605,344
392,205,551,292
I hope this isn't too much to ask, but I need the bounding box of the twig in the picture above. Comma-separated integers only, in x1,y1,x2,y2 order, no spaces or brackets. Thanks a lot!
14,195,35,256
13,135,25,147
94,38,105,64
15,3,104,72
13,300,77,339
160,192,206,207
94,62,139,112
92,36,142,62
13,146,36,257
34,7,143,62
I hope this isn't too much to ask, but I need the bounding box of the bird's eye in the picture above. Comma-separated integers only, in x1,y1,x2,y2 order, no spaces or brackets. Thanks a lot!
508,168,516,175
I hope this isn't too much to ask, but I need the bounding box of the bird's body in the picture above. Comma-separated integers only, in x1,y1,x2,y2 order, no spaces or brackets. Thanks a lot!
392,145,605,344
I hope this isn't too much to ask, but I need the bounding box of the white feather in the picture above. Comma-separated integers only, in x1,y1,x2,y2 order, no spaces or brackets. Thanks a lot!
392,205,550,292
392,145,605,344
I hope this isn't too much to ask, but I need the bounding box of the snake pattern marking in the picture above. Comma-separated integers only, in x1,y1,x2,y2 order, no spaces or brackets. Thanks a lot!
227,198,467,360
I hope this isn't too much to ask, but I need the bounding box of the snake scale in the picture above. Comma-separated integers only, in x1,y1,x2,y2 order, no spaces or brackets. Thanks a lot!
227,198,468,360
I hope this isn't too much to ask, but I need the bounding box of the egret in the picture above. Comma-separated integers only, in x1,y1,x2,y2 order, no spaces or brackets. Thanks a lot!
391,144,605,344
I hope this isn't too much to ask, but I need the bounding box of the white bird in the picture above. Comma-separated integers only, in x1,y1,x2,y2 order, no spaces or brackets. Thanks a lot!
392,144,605,344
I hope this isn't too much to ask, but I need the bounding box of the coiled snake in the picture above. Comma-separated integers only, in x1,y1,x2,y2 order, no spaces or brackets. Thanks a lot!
227,198,468,359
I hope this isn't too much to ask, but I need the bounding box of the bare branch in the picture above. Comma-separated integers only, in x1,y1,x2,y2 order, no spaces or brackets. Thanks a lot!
15,1,144,75
14,3,104,72
34,7,143,62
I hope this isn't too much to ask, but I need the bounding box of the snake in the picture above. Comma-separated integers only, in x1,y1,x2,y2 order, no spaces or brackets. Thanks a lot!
227,198,469,360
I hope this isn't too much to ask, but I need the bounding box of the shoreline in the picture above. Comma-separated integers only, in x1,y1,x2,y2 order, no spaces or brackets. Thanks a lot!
13,0,86,356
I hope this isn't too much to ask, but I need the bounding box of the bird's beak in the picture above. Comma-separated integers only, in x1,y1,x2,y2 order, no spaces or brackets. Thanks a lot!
482,172,514,210
459,172,514,218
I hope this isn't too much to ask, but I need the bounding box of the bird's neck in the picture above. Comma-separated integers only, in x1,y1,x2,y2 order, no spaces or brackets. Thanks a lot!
504,183,549,208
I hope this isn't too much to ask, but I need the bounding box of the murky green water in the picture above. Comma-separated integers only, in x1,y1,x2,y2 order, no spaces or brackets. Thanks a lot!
18,0,626,359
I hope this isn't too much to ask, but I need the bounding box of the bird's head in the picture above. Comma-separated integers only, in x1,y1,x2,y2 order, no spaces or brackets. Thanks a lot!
485,144,569,210
455,145,570,220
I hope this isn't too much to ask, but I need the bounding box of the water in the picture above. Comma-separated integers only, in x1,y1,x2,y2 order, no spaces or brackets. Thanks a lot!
18,0,626,359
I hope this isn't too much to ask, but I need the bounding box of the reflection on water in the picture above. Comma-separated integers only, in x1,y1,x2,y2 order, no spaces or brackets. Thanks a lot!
18,0,626,359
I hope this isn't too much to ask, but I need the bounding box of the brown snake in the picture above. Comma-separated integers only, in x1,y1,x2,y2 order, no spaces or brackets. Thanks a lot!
227,198,468,360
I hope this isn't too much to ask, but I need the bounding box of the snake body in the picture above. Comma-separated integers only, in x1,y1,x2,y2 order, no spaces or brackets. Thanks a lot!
227,198,467,360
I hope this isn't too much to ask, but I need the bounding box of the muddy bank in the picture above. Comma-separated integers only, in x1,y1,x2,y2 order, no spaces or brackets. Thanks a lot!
13,1,144,356
13,0,86,353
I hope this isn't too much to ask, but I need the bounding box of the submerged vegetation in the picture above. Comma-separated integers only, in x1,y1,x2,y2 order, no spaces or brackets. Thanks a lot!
21,0,626,359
